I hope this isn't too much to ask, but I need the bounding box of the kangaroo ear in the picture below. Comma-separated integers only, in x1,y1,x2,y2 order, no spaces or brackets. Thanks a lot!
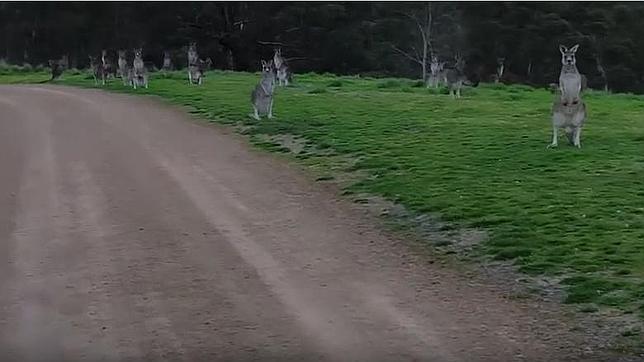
570,44,579,53
559,45,567,54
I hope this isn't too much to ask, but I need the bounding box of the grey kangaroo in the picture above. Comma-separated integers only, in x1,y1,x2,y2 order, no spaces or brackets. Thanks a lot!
48,55,68,80
549,45,586,148
250,60,276,120
49,60,63,80
444,54,472,99
101,50,117,79
117,50,129,85
132,48,148,89
187,42,199,84
558,44,582,106
273,48,290,86
89,55,106,85
189,58,212,85
427,56,445,88
162,50,173,71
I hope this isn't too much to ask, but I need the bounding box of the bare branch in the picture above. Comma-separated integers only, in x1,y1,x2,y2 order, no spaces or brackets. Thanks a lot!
411,46,421,61
284,56,308,62
425,2,434,56
257,40,287,46
391,44,423,65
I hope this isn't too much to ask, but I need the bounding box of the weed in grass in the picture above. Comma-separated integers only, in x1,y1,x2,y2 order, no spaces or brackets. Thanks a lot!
316,175,335,181
377,79,403,88
578,304,600,313
308,87,327,94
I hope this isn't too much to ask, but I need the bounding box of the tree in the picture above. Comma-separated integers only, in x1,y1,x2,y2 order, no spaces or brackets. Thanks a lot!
390,2,434,81
2,2,644,93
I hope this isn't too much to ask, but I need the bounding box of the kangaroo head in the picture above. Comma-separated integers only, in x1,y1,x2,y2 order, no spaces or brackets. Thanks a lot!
454,54,466,71
559,44,579,66
261,59,274,73
134,48,143,59
188,43,197,53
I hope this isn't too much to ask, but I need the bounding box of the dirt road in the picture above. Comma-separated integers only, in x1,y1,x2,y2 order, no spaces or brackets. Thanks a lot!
0,85,624,361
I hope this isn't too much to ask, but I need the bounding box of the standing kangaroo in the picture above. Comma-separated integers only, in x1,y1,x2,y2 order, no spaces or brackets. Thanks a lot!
444,54,472,99
89,55,106,86
132,48,148,89
558,44,581,106
250,60,276,120
117,50,129,85
101,50,116,79
187,42,199,84
549,44,586,148
48,55,67,80
162,50,173,71
273,48,291,87
273,48,284,70
427,55,445,88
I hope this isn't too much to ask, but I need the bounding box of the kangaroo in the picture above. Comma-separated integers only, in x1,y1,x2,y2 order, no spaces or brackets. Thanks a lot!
162,50,173,71
558,44,582,106
427,56,445,88
250,60,276,120
273,49,290,87
101,50,116,79
132,48,148,89
443,54,470,99
49,60,63,80
117,50,129,85
88,55,106,85
189,58,212,85
549,45,587,148
187,42,199,84
273,48,284,70
48,55,67,80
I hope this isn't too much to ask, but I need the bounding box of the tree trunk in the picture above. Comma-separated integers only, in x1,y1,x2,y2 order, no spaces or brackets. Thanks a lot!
422,41,427,81
527,60,532,77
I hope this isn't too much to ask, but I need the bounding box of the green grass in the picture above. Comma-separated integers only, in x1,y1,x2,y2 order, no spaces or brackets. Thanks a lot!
3,69,644,317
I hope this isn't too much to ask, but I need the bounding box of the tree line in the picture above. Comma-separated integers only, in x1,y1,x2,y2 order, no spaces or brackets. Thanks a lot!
2,2,643,93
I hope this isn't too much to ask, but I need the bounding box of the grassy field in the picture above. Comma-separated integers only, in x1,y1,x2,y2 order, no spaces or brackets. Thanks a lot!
3,69,644,320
